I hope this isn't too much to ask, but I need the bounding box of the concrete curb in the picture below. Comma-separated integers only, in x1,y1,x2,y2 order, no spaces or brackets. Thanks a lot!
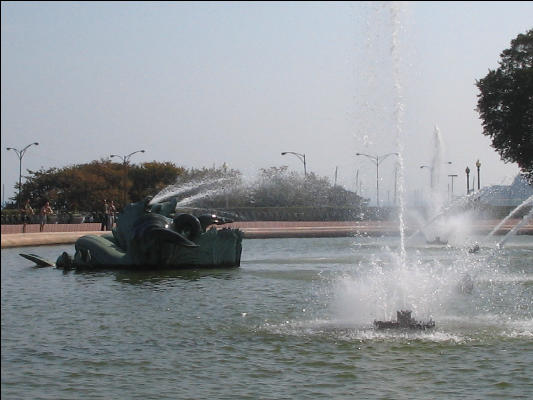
2,219,532,248
1,231,108,248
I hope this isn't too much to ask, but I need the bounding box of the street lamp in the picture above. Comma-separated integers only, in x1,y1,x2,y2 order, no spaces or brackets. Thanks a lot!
476,159,481,191
110,149,146,165
110,150,145,206
448,174,458,200
281,151,306,177
6,142,39,208
465,166,471,194
355,152,398,207
420,165,433,188
420,161,452,189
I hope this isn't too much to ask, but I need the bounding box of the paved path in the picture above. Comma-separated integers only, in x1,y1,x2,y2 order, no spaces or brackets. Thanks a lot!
1,231,108,248
2,219,532,248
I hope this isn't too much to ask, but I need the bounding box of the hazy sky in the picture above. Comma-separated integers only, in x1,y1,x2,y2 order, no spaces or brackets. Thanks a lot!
2,1,532,205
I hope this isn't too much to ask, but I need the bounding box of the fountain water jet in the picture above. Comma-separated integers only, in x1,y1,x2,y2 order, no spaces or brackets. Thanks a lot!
497,206,533,248
337,3,531,331
149,176,236,206
354,3,436,330
390,1,407,266
406,189,484,245
487,194,533,237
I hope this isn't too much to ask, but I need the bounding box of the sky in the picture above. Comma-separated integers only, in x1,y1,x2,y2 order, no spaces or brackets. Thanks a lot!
2,1,532,206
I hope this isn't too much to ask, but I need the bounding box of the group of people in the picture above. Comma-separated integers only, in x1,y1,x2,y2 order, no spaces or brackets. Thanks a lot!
20,198,118,233
22,199,53,233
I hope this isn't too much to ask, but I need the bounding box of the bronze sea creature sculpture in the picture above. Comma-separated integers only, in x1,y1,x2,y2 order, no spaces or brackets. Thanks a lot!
20,197,243,270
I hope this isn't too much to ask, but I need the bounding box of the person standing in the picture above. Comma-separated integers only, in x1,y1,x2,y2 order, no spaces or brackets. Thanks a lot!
101,199,110,231
109,200,117,228
22,199,34,233
39,201,53,232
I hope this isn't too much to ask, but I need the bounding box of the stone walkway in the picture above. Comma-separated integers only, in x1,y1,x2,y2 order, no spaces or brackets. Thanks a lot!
2,219,532,248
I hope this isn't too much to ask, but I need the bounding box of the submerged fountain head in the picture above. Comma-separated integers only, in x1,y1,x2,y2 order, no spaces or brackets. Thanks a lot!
373,310,435,331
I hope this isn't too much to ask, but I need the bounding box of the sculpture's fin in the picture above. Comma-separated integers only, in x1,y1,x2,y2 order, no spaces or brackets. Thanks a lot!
19,253,55,268
151,228,199,248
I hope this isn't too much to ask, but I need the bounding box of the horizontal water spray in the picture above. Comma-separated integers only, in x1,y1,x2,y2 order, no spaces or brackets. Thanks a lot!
488,194,533,237
497,206,533,248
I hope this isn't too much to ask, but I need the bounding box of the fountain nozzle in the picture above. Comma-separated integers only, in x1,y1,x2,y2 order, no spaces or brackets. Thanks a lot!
373,310,435,330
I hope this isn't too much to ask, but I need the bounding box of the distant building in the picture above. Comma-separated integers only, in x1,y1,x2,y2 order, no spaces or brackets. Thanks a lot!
481,175,533,206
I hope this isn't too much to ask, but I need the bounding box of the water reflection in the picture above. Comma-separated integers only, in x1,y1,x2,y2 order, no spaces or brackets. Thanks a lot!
112,266,240,285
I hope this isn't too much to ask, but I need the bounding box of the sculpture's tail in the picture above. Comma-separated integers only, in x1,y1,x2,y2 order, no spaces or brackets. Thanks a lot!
19,253,55,268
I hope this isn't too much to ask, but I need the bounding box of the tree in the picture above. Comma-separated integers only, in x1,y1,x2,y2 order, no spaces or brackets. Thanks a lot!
128,162,186,203
21,161,124,212
14,160,367,215
194,166,366,209
476,28,533,183
18,160,185,212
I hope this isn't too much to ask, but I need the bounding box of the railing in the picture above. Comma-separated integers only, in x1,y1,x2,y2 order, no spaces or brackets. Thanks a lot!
2,204,531,225
0,212,94,225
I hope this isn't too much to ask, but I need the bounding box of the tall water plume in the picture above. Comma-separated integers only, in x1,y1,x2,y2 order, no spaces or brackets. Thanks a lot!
390,1,407,265
428,125,447,217
334,2,415,323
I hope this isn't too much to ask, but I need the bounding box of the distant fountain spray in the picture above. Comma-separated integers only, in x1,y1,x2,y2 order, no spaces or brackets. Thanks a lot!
330,2,530,333
428,125,447,217
406,189,483,243
497,204,533,248
488,194,533,237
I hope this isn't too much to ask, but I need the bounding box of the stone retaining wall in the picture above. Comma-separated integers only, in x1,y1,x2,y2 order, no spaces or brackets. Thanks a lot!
1,223,103,234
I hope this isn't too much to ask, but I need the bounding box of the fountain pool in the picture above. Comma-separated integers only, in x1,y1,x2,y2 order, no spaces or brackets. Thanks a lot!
2,3,532,399
2,234,532,399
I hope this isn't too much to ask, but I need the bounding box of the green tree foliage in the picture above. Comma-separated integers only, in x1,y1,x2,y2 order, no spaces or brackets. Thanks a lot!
193,166,366,209
14,159,366,214
250,167,365,207
128,162,186,202
18,160,184,212
476,28,533,183
20,160,122,212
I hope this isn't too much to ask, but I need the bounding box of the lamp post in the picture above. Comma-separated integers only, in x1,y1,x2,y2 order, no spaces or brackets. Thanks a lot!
355,152,398,207
6,142,39,208
281,151,306,177
110,149,145,206
420,161,452,189
476,159,481,191
420,165,433,189
465,166,470,194
448,174,458,200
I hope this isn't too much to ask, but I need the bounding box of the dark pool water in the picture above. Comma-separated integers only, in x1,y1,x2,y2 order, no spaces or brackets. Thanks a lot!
2,236,532,399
